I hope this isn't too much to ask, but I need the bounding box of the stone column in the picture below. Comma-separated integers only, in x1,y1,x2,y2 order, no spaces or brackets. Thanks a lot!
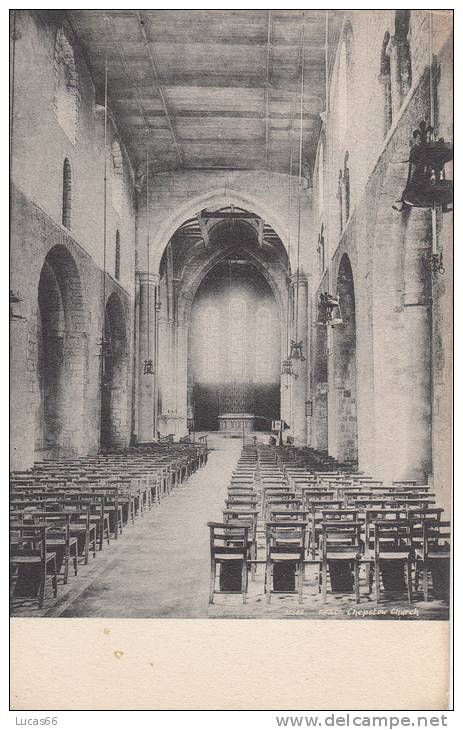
290,273,309,445
136,271,158,442
401,208,432,482
372,209,432,483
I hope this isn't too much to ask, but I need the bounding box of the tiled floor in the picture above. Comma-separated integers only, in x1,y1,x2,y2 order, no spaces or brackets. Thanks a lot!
11,434,449,620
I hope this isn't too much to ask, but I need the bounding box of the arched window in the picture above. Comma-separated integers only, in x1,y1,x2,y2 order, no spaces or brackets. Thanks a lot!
204,307,219,380
394,10,412,100
115,230,121,280
111,139,124,215
337,152,350,235
317,142,324,218
379,31,393,134
256,307,271,380
229,298,245,380
62,158,72,229
54,28,79,143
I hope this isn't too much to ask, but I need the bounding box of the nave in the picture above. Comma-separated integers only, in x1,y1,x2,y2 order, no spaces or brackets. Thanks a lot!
10,435,449,620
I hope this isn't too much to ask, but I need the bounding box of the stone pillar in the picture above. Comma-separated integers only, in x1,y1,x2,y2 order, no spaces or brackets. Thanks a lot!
372,209,432,483
401,208,432,482
136,271,158,442
290,273,309,445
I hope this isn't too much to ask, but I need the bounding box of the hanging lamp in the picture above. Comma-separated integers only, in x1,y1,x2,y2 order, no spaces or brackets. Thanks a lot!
289,17,306,363
99,57,112,380
143,145,154,375
395,11,452,220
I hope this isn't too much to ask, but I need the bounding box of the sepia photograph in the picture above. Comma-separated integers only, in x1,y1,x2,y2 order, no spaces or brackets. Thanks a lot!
9,5,453,712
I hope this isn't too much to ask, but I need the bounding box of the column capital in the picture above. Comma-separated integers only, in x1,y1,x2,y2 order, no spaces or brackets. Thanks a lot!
290,272,310,286
137,271,159,286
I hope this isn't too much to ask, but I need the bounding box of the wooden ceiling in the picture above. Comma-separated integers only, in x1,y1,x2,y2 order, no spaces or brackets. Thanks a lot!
69,10,342,174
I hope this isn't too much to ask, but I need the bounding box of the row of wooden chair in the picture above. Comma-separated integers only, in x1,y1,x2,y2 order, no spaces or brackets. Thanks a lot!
10,442,207,610
208,444,450,606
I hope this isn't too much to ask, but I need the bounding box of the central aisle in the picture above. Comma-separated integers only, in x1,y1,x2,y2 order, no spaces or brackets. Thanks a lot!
58,436,241,618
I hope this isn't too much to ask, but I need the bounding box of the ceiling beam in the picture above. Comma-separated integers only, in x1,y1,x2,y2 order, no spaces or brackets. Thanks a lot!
136,11,184,167
108,75,325,91
104,16,153,145
114,109,321,120
197,214,210,248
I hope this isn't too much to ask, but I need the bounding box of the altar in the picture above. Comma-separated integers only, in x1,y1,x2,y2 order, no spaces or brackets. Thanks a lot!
218,412,255,435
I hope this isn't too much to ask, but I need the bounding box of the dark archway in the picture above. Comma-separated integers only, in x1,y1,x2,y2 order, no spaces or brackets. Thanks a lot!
333,253,358,463
100,292,129,449
35,245,85,459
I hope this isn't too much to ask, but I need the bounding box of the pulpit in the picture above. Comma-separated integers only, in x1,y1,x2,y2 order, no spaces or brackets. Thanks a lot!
218,412,255,436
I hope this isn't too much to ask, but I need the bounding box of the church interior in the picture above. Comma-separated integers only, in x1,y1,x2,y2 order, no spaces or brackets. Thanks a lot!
10,10,452,619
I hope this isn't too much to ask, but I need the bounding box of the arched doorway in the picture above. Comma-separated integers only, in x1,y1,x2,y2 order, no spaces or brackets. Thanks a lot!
100,293,129,449
333,253,358,463
189,253,281,432
35,245,85,459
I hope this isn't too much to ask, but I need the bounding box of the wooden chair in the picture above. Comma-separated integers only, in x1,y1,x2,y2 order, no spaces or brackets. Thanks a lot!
412,518,450,601
265,521,307,604
25,511,78,585
223,509,259,577
371,520,413,604
10,523,58,609
319,521,362,603
207,522,249,604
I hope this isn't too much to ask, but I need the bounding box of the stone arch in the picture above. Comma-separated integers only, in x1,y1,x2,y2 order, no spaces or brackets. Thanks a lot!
152,187,290,272
100,292,129,449
34,244,85,459
332,253,358,463
177,244,288,328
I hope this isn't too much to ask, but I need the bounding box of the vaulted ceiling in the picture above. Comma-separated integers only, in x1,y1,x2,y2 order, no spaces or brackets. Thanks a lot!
69,10,343,174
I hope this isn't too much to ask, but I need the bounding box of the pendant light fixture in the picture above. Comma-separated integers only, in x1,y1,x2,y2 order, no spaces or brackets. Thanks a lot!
99,57,112,383
143,145,154,375
394,9,452,243
282,144,294,377
289,16,306,363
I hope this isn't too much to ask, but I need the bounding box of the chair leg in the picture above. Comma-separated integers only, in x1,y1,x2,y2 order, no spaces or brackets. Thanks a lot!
322,559,327,603
209,560,216,604
354,560,360,604
241,558,247,604
407,560,413,605
64,547,69,585
38,567,46,610
51,556,58,598
374,561,380,604
84,530,89,564
298,560,305,604
265,561,272,604
73,544,78,576
423,562,429,602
